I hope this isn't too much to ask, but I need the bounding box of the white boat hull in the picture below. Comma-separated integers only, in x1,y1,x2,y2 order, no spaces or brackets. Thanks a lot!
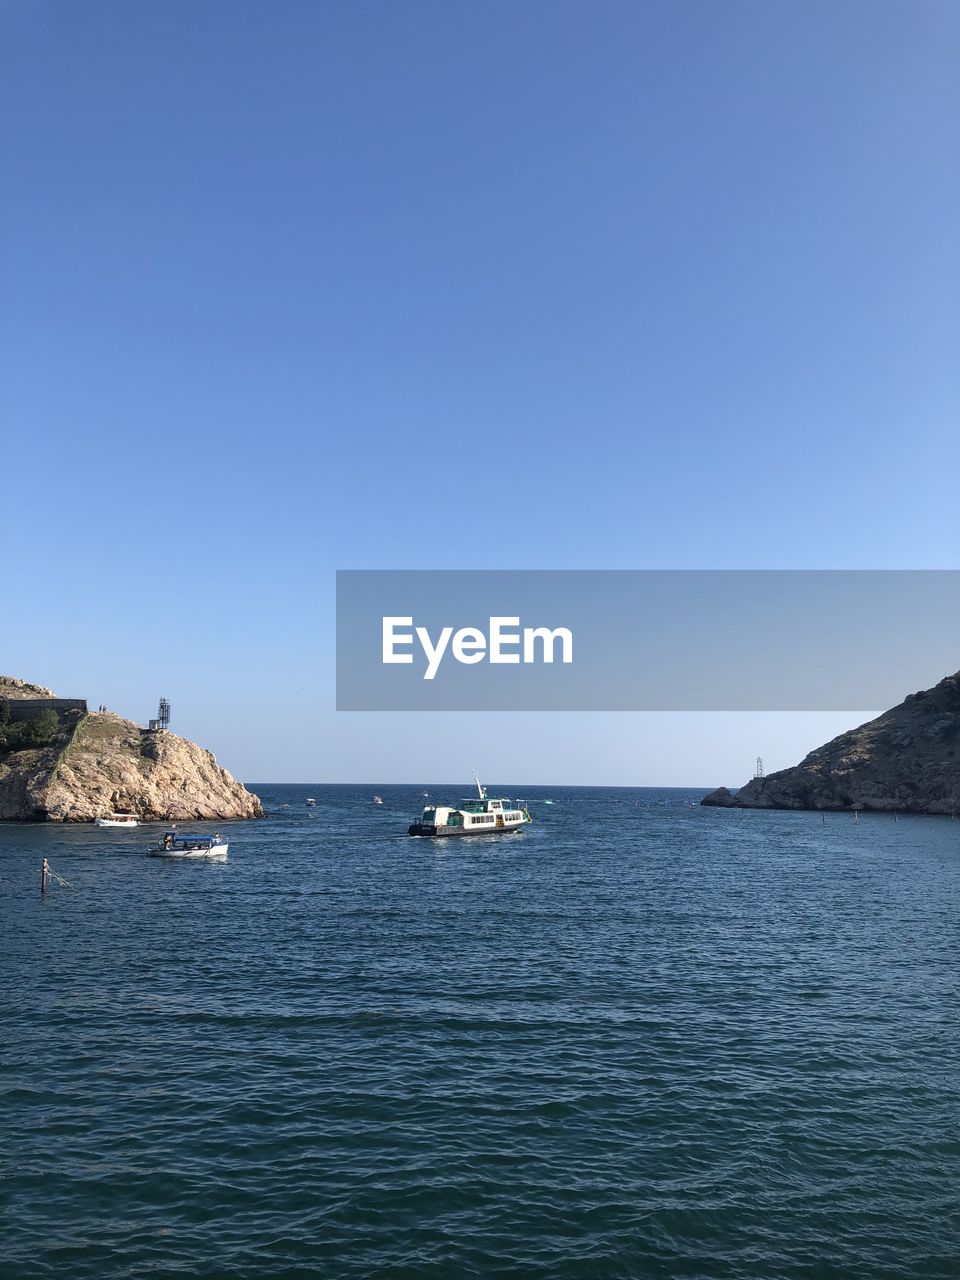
409,821,529,837
96,818,140,828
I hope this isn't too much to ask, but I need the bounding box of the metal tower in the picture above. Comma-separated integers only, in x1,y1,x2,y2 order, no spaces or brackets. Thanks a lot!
755,755,764,779
149,698,171,731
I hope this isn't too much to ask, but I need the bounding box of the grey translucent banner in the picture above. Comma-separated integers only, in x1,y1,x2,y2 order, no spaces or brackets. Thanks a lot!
336,570,960,711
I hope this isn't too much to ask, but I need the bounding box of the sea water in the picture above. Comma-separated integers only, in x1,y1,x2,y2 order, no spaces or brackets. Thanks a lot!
2,786,959,1278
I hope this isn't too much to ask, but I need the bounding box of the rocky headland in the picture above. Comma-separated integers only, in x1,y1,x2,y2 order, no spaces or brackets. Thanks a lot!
702,670,960,815
0,676,263,822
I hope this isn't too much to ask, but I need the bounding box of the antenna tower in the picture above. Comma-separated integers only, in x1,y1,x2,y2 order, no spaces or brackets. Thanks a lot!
149,697,171,732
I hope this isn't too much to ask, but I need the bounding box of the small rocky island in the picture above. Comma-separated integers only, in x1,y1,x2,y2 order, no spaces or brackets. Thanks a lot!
0,677,263,823
702,670,960,815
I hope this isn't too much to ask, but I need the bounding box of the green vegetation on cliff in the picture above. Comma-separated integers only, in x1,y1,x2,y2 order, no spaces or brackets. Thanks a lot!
0,703,60,754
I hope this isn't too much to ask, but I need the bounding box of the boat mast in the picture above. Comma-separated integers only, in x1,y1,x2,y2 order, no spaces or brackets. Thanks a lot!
473,771,485,800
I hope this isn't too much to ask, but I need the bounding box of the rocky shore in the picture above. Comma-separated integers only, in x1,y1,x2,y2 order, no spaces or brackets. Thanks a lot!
0,677,262,822
702,670,960,815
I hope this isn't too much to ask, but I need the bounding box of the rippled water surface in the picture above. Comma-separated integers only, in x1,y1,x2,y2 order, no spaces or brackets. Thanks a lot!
2,785,959,1278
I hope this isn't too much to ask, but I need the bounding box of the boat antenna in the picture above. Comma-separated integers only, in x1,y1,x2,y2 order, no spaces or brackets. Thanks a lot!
473,771,485,800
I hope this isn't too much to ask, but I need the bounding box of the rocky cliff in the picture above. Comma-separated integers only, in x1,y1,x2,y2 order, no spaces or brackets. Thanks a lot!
0,677,262,822
702,671,960,815
1,677,57,700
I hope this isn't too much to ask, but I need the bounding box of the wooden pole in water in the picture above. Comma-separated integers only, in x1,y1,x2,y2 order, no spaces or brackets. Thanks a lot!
41,858,48,896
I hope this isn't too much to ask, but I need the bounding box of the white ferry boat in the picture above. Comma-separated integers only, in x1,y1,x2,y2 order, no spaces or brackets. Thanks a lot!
408,777,532,837
95,812,140,828
149,831,228,858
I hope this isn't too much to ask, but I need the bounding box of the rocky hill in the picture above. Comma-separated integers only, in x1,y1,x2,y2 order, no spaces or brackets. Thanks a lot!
0,677,262,822
702,670,960,815
1,677,57,699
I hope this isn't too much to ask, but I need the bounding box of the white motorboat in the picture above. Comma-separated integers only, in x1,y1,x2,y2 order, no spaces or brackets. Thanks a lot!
149,831,228,858
95,812,140,828
373,795,384,805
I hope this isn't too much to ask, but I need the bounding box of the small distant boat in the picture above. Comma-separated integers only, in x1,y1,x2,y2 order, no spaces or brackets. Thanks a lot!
149,831,228,858
373,795,384,805
95,812,140,828
306,798,316,807
543,799,555,805
409,775,532,837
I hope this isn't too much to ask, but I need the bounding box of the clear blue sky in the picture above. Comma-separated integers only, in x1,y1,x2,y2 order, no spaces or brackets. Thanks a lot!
3,1,958,784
